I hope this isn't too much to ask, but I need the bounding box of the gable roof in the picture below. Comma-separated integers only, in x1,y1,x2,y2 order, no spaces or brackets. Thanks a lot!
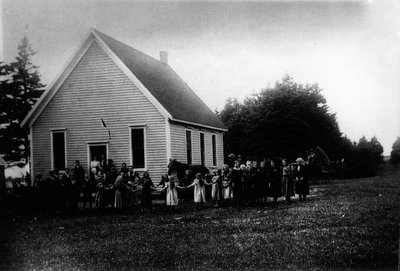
22,29,227,131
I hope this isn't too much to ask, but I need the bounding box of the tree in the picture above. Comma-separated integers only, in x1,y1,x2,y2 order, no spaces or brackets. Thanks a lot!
390,137,400,165
342,135,384,178
220,75,343,161
0,37,45,162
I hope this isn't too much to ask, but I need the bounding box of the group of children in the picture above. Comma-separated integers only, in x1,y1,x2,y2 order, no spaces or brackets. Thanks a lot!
28,154,310,215
156,156,310,211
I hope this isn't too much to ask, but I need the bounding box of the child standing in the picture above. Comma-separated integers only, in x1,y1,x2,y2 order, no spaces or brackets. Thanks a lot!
137,171,155,212
185,173,210,210
160,176,180,212
211,169,222,207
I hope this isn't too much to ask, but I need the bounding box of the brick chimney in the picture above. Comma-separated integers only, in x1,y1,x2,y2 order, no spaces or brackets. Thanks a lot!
160,51,168,64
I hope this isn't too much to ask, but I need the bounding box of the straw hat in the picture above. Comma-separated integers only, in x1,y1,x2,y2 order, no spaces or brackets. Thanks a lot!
296,157,305,163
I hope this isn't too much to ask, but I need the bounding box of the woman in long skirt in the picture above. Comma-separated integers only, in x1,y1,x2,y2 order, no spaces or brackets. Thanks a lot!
113,172,124,209
281,159,294,202
268,160,282,204
95,180,105,209
294,158,310,201
222,165,233,204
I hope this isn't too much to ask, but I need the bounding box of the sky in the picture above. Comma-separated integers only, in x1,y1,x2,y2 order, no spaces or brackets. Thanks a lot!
2,0,399,155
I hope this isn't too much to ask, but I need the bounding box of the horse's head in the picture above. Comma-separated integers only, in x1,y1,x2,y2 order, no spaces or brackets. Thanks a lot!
167,159,176,175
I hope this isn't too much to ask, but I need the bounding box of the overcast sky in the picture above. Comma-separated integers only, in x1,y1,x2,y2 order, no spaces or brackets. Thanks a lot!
2,0,399,155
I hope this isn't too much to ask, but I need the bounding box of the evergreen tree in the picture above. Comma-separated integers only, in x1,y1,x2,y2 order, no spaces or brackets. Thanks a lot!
0,37,45,162
390,137,400,165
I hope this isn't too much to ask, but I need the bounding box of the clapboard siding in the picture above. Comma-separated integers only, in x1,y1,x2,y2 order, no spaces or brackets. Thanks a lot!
32,41,167,181
169,123,187,163
169,122,224,169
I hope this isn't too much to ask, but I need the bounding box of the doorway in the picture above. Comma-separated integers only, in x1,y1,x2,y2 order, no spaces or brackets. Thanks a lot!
87,143,108,171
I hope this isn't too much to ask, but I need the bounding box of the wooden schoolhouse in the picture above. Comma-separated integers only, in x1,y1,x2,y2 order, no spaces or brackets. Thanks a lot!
21,29,227,181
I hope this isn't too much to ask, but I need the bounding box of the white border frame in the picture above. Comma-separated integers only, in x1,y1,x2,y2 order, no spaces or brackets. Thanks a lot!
50,128,67,171
129,125,147,171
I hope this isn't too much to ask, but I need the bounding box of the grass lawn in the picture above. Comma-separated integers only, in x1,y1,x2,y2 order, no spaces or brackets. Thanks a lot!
1,166,399,270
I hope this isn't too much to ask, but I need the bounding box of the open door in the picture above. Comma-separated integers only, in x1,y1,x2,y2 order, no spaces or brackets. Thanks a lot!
87,143,108,172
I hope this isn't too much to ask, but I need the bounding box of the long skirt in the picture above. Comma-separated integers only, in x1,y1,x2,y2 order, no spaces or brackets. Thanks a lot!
269,179,282,198
194,186,206,203
166,187,178,206
223,184,233,199
211,183,220,201
114,190,123,208
95,190,104,208
282,176,295,198
295,178,310,196
141,190,152,207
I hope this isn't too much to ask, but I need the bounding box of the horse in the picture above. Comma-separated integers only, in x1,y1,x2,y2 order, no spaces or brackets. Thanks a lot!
167,159,210,201
167,159,210,181
306,146,340,184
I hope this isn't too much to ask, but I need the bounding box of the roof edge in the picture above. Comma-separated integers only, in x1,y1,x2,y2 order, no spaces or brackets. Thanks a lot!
91,29,172,120
171,118,227,132
21,30,96,128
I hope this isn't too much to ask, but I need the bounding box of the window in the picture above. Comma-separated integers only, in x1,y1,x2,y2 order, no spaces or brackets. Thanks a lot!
212,134,217,167
200,132,205,166
130,127,146,169
186,130,192,164
51,130,66,170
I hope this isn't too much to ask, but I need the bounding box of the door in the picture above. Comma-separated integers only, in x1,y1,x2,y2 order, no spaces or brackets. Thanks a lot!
87,143,108,171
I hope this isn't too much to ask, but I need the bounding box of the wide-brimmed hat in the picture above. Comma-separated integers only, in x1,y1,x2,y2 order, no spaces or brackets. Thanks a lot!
296,157,305,163
228,153,236,158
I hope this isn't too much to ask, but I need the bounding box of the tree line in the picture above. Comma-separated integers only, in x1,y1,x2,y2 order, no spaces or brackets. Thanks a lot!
217,75,387,178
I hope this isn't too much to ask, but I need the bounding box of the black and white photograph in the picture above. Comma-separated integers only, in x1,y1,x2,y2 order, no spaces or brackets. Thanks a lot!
0,0,399,270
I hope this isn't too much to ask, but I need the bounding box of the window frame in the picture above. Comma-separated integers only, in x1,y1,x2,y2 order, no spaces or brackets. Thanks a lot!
200,132,205,166
185,129,192,165
211,133,217,167
129,125,147,170
50,128,67,171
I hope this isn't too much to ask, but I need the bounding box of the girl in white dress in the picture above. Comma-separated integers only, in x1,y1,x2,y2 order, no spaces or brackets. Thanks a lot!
185,173,210,210
160,176,180,211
